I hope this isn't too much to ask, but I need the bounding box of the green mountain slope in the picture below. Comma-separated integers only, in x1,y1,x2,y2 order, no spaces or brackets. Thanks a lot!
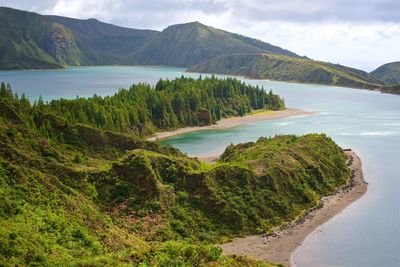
370,61,400,84
189,53,383,89
46,15,158,65
0,7,158,69
0,79,350,266
126,21,300,67
0,7,299,69
0,7,82,69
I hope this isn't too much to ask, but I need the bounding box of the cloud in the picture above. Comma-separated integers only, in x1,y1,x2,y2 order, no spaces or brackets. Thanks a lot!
6,0,400,26
2,0,400,70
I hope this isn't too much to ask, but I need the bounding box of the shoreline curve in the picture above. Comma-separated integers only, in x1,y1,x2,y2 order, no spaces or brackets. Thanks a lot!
147,109,312,141
220,150,367,267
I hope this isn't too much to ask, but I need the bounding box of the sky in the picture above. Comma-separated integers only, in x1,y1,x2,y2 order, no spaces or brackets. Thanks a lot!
2,0,400,71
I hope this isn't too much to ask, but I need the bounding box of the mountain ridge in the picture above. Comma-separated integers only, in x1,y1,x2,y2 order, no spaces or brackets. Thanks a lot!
0,7,299,69
124,21,300,67
1,6,399,93
370,61,400,85
189,53,383,90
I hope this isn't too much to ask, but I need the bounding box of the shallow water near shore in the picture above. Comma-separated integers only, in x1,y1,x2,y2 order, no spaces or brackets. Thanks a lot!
1,66,400,266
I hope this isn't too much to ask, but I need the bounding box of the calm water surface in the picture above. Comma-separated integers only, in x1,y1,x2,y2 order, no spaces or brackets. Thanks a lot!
1,66,399,267
0,66,187,101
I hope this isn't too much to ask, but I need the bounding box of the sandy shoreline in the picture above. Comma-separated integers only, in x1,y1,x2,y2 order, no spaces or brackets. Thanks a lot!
221,150,368,267
147,109,311,141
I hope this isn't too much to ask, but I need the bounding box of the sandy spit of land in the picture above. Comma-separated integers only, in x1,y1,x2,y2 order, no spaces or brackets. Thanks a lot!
221,150,368,267
147,109,311,141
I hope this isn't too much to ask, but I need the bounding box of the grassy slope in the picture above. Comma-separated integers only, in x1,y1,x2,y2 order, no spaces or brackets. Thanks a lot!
0,7,66,69
189,53,383,89
46,15,158,65
370,61,400,85
0,97,277,266
126,21,299,67
0,7,158,68
0,92,350,265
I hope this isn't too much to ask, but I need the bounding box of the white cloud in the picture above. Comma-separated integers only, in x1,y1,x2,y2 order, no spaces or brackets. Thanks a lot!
230,21,400,71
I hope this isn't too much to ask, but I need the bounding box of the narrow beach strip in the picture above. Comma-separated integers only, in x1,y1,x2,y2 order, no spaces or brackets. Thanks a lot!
221,150,368,267
147,109,311,141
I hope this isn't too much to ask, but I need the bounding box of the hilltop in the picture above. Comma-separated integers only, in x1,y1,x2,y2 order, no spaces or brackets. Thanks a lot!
126,21,299,67
0,7,298,69
371,61,400,85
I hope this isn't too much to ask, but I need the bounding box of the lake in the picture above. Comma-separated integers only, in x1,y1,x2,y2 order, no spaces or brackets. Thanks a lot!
1,66,399,267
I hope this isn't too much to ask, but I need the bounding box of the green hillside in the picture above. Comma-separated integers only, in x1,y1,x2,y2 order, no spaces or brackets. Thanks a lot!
46,15,158,65
371,61,400,84
0,7,158,69
0,7,299,69
126,21,299,67
0,78,351,266
189,53,383,89
0,7,82,69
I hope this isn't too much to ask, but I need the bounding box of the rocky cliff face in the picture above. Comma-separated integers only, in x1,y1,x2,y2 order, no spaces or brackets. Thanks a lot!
44,23,80,65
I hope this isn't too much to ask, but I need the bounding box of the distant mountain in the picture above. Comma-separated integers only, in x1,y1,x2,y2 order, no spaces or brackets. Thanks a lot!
1,6,396,93
370,61,400,84
0,7,299,69
0,7,158,69
0,7,80,69
126,21,300,67
189,54,383,89
46,15,158,65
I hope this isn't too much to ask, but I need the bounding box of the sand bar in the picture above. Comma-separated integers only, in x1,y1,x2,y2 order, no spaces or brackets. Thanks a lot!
221,150,367,267
147,109,311,141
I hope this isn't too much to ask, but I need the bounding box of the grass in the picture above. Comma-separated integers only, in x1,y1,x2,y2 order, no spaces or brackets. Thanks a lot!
0,95,349,266
247,109,275,116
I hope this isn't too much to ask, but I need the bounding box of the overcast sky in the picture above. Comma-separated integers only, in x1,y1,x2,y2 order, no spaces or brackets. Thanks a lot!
2,0,400,71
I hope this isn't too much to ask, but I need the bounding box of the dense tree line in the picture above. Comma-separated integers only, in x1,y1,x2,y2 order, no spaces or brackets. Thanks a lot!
0,76,284,135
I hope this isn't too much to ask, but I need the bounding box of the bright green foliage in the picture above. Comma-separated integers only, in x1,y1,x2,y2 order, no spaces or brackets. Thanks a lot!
0,89,283,266
0,84,347,266
139,240,275,267
189,53,383,89
99,134,350,243
37,76,284,135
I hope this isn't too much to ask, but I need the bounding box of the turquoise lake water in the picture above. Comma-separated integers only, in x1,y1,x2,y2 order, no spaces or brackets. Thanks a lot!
1,66,399,266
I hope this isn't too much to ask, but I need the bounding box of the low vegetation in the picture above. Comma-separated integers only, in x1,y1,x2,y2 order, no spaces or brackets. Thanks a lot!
0,79,350,266
189,53,383,89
